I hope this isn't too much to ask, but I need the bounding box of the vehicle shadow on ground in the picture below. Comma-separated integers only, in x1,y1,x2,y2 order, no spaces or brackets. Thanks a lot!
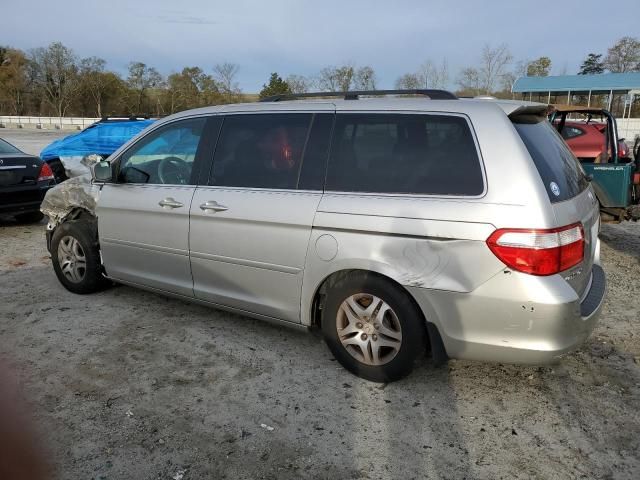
3,264,639,478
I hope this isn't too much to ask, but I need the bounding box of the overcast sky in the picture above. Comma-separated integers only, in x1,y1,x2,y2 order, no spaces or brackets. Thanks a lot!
2,0,639,91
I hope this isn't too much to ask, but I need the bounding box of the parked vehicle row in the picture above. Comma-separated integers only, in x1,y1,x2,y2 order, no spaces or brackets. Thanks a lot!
43,90,606,382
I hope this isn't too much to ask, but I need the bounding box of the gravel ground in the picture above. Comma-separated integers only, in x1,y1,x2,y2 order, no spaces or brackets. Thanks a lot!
1,130,640,479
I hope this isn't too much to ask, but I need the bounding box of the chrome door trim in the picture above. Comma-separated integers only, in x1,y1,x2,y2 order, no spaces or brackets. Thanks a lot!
101,237,188,256
189,250,301,275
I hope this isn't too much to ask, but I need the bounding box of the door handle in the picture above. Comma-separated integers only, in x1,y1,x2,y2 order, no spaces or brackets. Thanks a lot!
200,200,228,212
158,197,184,209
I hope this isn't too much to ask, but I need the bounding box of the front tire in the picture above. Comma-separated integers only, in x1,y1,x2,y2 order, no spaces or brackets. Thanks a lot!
321,272,427,382
50,219,109,294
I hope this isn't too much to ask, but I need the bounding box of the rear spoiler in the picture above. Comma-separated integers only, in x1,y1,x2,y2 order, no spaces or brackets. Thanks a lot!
508,105,550,124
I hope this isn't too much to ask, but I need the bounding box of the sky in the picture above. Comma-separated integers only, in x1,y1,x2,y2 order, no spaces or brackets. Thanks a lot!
2,0,639,92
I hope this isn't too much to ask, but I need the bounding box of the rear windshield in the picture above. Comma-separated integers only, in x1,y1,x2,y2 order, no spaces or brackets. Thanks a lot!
513,120,589,203
0,138,21,154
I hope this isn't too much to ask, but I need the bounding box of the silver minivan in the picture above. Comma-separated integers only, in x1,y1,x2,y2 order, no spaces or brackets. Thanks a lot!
45,90,606,382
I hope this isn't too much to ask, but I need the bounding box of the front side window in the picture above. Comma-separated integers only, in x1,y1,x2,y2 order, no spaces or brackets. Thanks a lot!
210,113,312,189
325,113,484,196
118,118,206,185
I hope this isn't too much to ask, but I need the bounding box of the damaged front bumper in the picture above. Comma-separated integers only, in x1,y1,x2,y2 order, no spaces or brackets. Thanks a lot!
40,174,101,248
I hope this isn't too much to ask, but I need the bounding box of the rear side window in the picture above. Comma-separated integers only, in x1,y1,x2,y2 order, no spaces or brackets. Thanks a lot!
0,138,20,154
325,114,484,195
210,113,312,189
514,120,589,203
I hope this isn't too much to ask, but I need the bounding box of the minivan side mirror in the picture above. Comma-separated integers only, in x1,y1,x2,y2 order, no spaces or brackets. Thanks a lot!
91,160,113,183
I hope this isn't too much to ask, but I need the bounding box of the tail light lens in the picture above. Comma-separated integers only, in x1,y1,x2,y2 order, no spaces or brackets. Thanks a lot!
37,163,55,182
633,173,640,185
487,223,584,276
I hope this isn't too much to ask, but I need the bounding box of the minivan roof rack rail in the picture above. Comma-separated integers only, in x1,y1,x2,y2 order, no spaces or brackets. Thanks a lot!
260,89,458,102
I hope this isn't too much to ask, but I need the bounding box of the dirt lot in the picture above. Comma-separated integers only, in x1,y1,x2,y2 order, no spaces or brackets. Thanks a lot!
1,130,640,479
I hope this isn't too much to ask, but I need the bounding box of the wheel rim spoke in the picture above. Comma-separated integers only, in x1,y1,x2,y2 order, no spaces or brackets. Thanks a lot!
336,293,402,367
57,235,87,284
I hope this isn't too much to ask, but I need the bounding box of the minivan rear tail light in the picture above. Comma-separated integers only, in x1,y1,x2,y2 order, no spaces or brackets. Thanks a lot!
487,223,584,276
633,172,640,185
37,163,55,182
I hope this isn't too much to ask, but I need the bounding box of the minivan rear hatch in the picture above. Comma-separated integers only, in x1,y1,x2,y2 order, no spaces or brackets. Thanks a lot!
511,108,599,298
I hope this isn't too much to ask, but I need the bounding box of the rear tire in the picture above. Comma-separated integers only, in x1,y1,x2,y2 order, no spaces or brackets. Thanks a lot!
321,272,427,382
50,218,109,294
14,211,44,223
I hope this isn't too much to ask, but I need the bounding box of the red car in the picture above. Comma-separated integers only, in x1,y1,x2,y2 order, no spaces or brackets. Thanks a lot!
559,121,629,161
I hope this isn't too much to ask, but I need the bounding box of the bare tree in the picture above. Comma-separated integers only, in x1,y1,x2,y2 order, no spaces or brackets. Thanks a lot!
457,67,482,95
213,62,241,97
604,36,640,73
417,59,449,89
285,74,310,94
317,65,355,91
29,42,80,118
353,66,376,90
79,57,118,117
477,44,513,94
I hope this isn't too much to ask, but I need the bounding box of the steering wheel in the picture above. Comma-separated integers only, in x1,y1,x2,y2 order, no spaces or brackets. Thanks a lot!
158,156,191,184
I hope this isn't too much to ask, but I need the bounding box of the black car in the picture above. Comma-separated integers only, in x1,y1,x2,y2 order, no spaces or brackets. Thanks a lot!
0,137,56,223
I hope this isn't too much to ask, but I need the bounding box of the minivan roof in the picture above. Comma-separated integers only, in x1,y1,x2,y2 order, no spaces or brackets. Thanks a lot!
162,98,547,122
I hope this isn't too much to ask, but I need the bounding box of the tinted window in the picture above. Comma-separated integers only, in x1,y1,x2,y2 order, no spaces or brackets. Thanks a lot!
325,114,484,195
118,118,205,185
210,113,312,189
298,113,333,190
560,125,584,140
0,138,20,154
514,120,589,203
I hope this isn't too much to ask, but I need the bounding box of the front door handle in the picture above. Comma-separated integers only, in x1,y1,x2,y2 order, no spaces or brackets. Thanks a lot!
158,197,184,209
200,200,228,212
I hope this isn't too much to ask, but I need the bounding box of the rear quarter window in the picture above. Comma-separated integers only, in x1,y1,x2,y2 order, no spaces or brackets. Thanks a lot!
513,120,589,203
325,113,484,196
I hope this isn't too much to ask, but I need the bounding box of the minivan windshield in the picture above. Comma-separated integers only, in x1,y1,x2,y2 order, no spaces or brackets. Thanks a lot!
513,119,589,203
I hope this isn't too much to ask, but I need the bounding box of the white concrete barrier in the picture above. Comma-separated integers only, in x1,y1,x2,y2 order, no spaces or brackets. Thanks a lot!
0,116,101,130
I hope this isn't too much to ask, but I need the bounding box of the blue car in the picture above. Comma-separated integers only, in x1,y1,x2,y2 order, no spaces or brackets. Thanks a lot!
41,117,155,182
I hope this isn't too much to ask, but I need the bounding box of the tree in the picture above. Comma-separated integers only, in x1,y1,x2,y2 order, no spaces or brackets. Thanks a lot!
417,59,449,88
285,74,310,94
353,66,376,90
578,53,605,75
395,72,422,90
259,72,291,99
126,61,163,114
213,62,241,99
29,42,80,118
317,65,355,91
478,44,513,94
0,47,28,115
78,57,120,117
457,67,481,95
526,56,552,76
604,37,640,73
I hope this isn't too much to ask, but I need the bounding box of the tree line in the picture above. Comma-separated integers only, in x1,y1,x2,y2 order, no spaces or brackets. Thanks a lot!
1,37,638,118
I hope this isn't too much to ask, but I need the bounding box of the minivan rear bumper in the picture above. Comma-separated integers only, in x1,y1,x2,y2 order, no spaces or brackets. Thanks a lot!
408,264,606,364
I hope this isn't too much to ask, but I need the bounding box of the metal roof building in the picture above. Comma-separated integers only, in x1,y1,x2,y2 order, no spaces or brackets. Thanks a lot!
512,72,640,114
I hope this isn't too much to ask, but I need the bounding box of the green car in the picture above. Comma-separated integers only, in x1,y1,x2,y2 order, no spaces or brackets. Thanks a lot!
550,105,640,222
